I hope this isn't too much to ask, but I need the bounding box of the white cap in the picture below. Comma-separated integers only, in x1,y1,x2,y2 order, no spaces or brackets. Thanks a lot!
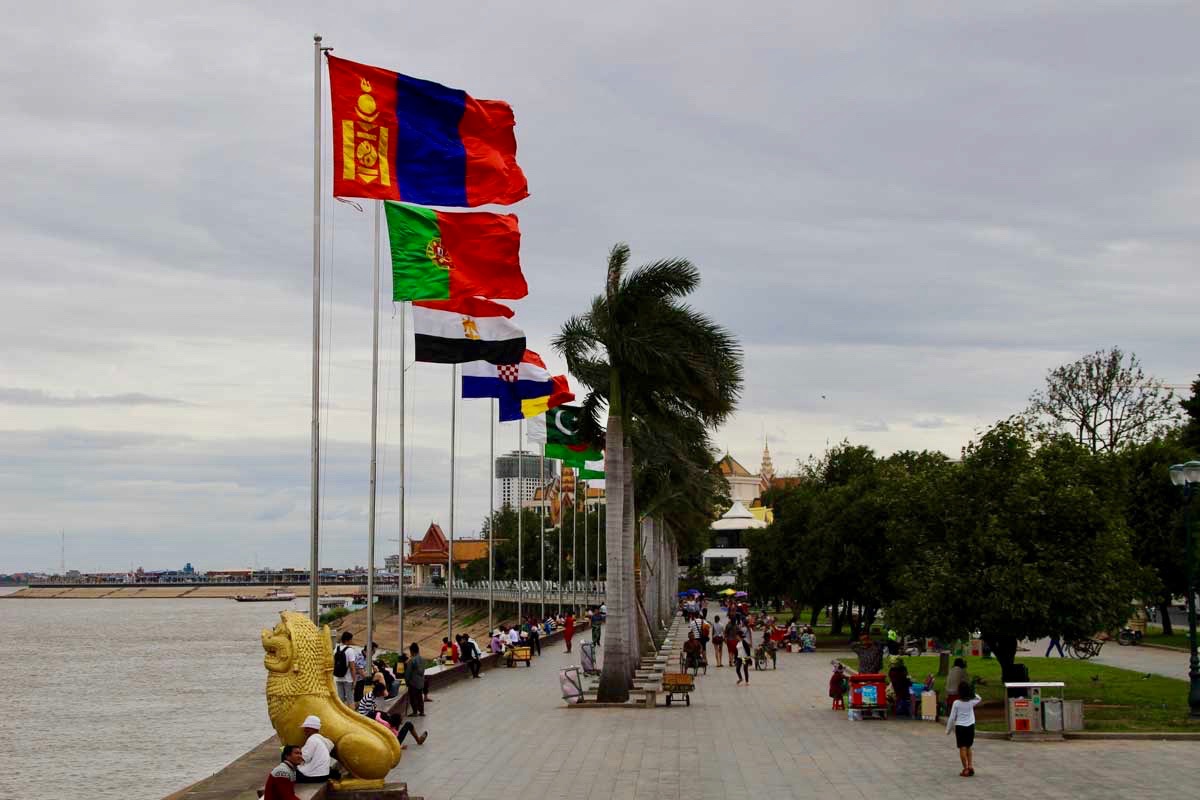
301,715,321,731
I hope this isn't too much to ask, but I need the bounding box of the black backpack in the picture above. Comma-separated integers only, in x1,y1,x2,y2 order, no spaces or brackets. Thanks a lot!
333,645,349,678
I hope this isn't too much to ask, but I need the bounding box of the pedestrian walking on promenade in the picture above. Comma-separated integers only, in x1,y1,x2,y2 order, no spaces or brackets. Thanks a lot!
404,643,428,717
332,631,359,706
946,682,982,777
711,615,724,667
590,606,603,647
564,611,575,653
1045,636,1065,657
724,618,738,667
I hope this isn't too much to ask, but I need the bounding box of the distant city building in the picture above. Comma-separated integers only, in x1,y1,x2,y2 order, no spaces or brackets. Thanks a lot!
495,450,557,509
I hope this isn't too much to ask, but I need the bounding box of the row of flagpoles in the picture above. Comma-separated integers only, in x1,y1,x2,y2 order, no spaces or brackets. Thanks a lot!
308,38,606,665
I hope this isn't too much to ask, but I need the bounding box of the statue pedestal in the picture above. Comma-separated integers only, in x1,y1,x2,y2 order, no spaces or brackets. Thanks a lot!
329,783,415,800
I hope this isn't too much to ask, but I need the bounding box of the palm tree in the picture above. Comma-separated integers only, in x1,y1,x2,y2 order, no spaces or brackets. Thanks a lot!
555,243,742,701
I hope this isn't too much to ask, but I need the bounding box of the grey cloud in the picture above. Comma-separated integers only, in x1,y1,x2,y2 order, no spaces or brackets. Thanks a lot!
0,388,187,407
2,1,1197,570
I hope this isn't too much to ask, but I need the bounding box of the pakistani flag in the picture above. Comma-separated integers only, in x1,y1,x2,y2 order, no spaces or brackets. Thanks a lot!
545,406,603,463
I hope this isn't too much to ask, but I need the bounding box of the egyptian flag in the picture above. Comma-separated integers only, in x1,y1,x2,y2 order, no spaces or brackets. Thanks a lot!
412,297,525,365
328,55,528,206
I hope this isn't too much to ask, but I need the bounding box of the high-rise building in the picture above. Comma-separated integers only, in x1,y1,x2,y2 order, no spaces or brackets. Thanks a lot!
495,450,557,509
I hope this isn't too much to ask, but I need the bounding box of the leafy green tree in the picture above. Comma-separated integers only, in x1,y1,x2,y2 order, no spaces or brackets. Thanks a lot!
1180,376,1200,452
1026,347,1180,453
886,419,1144,680
555,243,742,701
1119,433,1195,634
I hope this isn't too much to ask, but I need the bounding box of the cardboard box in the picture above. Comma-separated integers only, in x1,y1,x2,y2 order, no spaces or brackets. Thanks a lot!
920,691,937,720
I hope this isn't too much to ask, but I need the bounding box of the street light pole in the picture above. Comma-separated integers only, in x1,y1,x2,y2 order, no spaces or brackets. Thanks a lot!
1169,460,1200,719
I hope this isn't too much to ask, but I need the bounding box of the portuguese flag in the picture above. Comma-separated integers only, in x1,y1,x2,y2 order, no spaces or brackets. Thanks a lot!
386,201,527,301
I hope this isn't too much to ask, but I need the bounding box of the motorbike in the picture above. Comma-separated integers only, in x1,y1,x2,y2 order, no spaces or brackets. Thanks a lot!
1117,627,1144,646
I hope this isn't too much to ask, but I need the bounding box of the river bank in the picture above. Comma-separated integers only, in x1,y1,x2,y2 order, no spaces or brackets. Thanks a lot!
3,584,367,599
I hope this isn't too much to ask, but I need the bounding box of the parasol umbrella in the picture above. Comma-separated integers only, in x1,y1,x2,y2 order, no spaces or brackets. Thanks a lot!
719,588,736,596
734,591,748,598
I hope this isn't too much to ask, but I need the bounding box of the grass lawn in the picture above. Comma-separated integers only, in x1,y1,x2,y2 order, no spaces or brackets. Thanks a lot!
841,654,1195,733
1143,624,1193,651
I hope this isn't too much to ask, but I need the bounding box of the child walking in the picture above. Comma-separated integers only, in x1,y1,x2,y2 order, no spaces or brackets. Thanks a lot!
945,681,982,776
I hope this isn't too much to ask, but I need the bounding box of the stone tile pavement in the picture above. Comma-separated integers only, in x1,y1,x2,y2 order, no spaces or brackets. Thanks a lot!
388,638,1198,799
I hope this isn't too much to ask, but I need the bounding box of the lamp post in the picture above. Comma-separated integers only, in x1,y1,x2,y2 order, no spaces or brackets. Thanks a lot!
1169,460,1200,719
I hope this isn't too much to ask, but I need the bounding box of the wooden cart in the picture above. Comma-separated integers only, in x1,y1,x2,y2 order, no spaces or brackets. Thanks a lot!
663,672,695,706
506,645,533,667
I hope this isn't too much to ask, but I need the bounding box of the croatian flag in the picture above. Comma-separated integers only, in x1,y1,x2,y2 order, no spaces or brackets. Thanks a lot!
462,350,573,421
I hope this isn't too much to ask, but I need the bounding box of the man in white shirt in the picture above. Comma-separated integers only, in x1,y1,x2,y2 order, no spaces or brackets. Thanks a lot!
333,631,360,705
508,626,521,647
296,715,337,783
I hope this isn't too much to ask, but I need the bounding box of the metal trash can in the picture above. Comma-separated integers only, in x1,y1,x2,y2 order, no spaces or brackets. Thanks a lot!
1063,699,1084,731
1042,698,1063,732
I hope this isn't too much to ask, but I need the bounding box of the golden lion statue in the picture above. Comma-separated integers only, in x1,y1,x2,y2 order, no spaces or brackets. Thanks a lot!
262,611,401,790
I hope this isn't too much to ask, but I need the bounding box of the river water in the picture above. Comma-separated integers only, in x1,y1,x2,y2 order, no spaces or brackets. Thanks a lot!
0,588,306,800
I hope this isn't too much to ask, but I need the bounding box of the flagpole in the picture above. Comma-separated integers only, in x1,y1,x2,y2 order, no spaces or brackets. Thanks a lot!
398,301,406,650
517,419,523,621
583,486,588,614
558,461,564,615
365,200,381,665
448,364,457,642
539,451,545,620
488,399,495,633
308,34,324,624
570,468,576,615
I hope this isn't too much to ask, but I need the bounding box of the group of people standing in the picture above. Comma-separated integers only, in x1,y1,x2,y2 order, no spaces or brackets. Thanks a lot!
681,598,776,685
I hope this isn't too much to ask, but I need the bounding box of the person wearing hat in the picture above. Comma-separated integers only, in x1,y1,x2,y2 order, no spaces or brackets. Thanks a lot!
296,715,337,783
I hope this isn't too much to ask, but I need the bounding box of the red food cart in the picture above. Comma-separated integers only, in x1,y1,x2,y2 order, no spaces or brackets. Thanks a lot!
848,672,889,719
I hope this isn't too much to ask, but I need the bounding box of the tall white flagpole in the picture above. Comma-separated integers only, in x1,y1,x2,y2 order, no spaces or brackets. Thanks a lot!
583,487,588,612
366,201,381,665
517,419,523,621
570,469,576,614
397,301,406,650
558,461,564,615
448,365,457,641
488,399,495,633
308,34,325,624
539,451,546,619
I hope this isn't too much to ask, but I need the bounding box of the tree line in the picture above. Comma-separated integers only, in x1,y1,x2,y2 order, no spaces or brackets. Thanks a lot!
748,348,1200,682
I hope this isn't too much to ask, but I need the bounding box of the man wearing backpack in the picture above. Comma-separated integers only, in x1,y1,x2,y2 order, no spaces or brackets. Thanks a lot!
333,631,360,705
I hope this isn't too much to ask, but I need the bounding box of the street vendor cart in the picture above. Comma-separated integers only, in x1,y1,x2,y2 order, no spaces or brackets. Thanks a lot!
663,672,695,706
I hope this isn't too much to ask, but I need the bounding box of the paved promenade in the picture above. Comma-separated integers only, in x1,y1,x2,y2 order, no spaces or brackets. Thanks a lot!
387,638,1197,800
1029,636,1193,681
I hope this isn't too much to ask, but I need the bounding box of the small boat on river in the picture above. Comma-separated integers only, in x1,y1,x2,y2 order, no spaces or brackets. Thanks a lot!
234,588,297,602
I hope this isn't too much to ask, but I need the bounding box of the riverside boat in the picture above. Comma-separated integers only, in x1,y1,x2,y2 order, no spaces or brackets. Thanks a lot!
233,589,297,602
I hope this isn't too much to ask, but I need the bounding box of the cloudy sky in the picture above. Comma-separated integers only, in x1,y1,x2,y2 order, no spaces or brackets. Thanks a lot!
2,1,1196,573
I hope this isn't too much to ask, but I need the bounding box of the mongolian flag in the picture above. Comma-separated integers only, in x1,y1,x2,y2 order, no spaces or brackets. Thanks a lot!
386,201,526,301
328,55,528,206
412,296,525,365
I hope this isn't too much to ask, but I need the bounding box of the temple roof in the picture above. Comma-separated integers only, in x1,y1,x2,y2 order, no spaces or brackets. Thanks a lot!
406,523,490,565
717,454,754,478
